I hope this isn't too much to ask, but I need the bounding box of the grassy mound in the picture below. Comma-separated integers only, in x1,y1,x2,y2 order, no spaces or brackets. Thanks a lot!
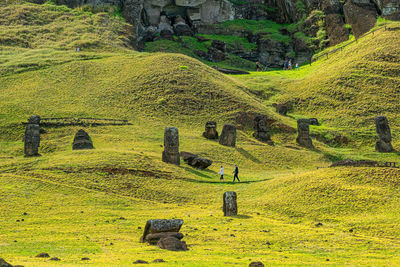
277,21,400,132
0,2,131,50
0,52,269,131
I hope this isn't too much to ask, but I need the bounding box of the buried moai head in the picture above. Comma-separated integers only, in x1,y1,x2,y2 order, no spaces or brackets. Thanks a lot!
253,115,272,143
203,121,218,139
375,116,394,152
219,124,236,147
162,127,180,165
296,119,313,148
24,115,41,157
72,129,94,150
223,191,238,216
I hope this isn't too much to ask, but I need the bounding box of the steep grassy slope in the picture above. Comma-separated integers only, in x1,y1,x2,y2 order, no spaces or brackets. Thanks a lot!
277,22,400,131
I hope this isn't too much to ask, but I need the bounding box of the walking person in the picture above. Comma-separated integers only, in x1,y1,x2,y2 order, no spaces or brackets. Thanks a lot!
295,62,299,70
256,61,260,72
219,165,224,182
233,164,240,183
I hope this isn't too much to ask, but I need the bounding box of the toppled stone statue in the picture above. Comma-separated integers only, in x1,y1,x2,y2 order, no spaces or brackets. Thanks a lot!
72,129,94,150
24,115,41,157
253,115,273,144
375,116,394,152
140,219,188,251
162,127,180,165
219,124,236,147
296,119,313,148
223,191,238,216
203,121,218,139
180,152,212,169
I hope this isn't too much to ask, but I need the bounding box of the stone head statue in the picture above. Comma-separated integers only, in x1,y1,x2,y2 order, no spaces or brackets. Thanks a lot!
28,115,41,124
375,116,391,143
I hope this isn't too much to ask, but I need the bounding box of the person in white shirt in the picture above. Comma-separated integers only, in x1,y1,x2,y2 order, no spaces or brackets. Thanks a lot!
219,166,224,182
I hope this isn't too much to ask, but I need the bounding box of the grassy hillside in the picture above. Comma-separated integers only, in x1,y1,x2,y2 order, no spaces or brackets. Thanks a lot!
1,3,400,267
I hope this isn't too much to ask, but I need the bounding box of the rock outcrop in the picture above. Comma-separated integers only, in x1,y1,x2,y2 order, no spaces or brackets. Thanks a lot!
343,0,377,38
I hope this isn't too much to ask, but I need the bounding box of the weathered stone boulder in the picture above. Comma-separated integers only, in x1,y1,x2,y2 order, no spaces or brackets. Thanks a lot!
72,129,94,150
253,115,272,144
176,0,206,7
207,47,227,62
296,119,313,148
249,262,265,267
373,0,400,20
199,0,234,24
203,121,218,139
24,115,41,157
223,191,237,216
322,0,343,14
140,219,184,242
162,127,180,165
343,0,377,37
219,124,236,147
157,236,188,251
375,116,394,152
180,152,212,169
145,232,184,244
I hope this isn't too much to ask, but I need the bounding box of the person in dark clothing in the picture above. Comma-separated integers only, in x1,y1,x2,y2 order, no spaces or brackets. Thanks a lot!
256,62,260,72
233,164,240,182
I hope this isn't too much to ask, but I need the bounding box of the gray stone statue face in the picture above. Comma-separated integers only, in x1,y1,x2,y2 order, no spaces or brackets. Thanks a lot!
375,116,391,142
297,119,310,135
28,115,40,124
164,127,179,149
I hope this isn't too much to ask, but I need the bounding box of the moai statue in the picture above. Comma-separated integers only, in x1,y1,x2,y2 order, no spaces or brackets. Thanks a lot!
219,124,236,147
72,129,94,150
24,115,41,157
296,119,313,148
223,191,238,216
253,115,273,144
162,127,180,165
203,121,218,139
375,116,394,152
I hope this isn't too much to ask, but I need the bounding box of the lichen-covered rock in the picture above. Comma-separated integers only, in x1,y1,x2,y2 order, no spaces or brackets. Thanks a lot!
223,191,237,216
162,127,180,165
375,116,394,152
219,124,236,147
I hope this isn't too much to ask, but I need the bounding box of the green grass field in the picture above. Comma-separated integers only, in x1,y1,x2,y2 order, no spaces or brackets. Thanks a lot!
1,2,400,266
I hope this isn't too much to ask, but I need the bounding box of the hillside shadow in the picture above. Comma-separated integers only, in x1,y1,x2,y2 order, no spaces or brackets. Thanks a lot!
235,147,261,163
179,178,272,184
183,166,214,179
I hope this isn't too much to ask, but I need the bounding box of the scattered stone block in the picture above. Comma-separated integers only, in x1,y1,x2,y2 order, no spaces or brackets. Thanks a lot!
157,237,188,251
133,260,148,264
249,262,265,267
35,252,50,258
145,232,184,245
219,124,236,147
223,191,238,216
72,129,94,150
162,127,180,165
24,115,41,157
375,116,394,152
